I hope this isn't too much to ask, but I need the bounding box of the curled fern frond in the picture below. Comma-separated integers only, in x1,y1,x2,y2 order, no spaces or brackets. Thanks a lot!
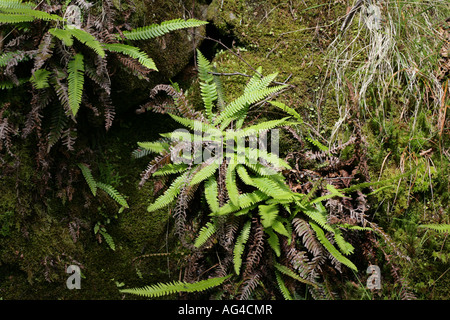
120,275,230,298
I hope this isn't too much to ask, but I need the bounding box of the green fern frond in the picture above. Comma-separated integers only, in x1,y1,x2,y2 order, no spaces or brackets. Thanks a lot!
137,141,170,153
49,28,74,46
213,190,268,216
235,164,255,186
0,12,32,23
215,85,288,126
196,50,217,122
244,147,291,170
310,222,357,271
275,271,293,300
204,175,220,213
258,204,279,229
77,163,97,196
243,67,262,93
189,161,220,186
298,203,334,233
273,262,317,287
194,220,218,248
226,162,240,207
119,18,208,41
251,177,293,200
233,220,251,275
333,231,355,256
305,136,329,152
418,224,450,234
96,182,129,209
0,7,61,23
147,171,189,212
67,53,84,117
99,229,116,251
120,275,230,298
30,69,51,89
168,113,216,132
66,26,105,58
268,101,303,123
153,163,188,176
265,228,280,257
0,0,33,10
103,43,157,71
238,117,291,137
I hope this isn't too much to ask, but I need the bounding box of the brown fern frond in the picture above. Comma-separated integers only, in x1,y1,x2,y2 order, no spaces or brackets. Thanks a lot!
117,55,151,81
292,218,322,257
139,152,172,187
32,32,54,73
238,270,263,300
243,218,265,277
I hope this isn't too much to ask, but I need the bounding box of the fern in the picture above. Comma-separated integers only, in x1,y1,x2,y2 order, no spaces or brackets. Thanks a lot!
147,171,189,212
204,175,220,213
273,262,317,287
194,220,218,248
120,275,230,298
66,26,105,58
418,224,450,234
265,228,281,257
78,163,97,196
119,18,208,41
49,28,74,46
233,221,251,275
189,161,220,186
99,229,116,251
96,182,129,209
137,141,170,153
67,53,84,117
30,69,51,89
215,85,288,126
305,136,329,152
268,101,303,123
153,163,188,176
196,49,217,122
225,162,240,206
103,43,157,71
0,7,61,23
310,222,357,271
275,271,293,300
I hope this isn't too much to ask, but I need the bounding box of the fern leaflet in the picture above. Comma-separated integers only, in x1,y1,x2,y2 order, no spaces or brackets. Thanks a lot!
194,220,218,248
310,222,357,271
120,275,230,298
103,43,157,71
233,220,251,275
147,171,189,212
67,53,84,117
96,182,129,208
78,163,97,196
119,18,208,40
